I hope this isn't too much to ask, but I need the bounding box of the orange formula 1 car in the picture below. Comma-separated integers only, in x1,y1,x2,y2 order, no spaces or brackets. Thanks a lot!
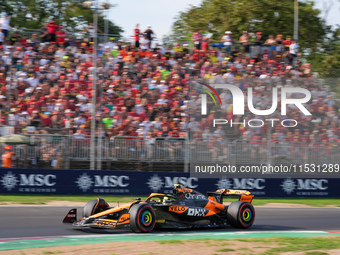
63,184,255,233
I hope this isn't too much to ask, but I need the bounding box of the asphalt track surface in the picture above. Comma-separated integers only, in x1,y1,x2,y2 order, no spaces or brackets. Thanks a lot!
0,206,339,239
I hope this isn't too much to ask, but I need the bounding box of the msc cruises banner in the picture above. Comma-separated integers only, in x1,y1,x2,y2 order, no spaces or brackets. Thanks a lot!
0,168,339,197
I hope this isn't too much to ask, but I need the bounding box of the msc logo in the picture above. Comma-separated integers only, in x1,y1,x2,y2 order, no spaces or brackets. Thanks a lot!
281,178,328,195
187,208,208,217
216,178,265,190
146,175,198,192
94,175,129,187
19,174,56,186
1,172,57,191
75,173,129,192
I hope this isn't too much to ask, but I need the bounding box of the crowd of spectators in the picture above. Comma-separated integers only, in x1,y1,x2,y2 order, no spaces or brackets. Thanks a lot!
0,18,339,156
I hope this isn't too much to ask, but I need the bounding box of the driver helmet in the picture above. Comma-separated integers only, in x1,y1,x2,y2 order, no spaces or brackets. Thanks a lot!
162,196,171,205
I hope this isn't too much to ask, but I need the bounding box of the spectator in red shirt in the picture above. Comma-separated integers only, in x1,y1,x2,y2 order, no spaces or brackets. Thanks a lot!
134,23,140,48
43,20,59,42
201,38,210,52
56,26,67,46
282,36,292,52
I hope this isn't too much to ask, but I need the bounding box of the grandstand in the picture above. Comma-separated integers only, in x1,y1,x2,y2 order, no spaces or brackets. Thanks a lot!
0,27,339,171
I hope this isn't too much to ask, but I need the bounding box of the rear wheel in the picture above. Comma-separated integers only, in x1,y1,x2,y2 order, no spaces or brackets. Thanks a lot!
129,203,156,233
83,198,109,217
227,201,255,229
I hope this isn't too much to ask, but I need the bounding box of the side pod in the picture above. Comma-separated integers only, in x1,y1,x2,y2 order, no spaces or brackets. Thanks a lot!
63,209,78,224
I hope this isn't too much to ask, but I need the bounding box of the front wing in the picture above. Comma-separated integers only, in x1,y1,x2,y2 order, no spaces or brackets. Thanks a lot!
63,208,130,229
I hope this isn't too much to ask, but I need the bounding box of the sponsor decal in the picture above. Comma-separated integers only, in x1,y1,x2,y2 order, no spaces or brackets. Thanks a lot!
75,173,93,192
146,175,198,192
76,173,130,193
178,188,193,193
118,214,130,223
169,206,188,213
281,178,296,195
281,178,328,195
1,171,19,191
146,174,164,192
187,208,208,217
95,219,117,227
216,178,265,190
184,193,206,200
94,175,129,187
1,171,57,192
19,174,56,186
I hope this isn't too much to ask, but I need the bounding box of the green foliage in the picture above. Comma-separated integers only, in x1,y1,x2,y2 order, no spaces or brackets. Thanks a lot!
171,0,340,96
310,27,340,70
171,0,329,51
309,27,340,96
2,0,123,36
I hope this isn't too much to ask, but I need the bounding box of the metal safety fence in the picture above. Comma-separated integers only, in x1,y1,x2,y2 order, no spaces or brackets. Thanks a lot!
230,139,340,165
0,136,339,171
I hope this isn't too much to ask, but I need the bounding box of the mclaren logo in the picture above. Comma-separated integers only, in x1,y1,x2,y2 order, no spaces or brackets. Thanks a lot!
118,214,130,223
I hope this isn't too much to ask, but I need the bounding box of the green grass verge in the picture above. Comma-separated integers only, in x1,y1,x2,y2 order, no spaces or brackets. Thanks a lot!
0,195,147,205
0,195,339,207
156,237,340,255
255,237,340,255
252,198,340,207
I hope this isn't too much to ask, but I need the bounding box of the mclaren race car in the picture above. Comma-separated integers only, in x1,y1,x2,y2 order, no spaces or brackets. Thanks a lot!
63,184,255,233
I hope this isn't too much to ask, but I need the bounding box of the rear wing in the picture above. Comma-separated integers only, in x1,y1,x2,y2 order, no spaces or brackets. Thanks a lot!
207,189,254,204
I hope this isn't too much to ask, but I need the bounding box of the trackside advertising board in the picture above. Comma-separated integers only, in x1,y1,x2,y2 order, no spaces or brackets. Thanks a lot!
0,168,339,197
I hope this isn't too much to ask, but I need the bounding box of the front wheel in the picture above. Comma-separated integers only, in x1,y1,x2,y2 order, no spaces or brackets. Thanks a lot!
83,198,109,217
129,203,156,233
227,201,255,229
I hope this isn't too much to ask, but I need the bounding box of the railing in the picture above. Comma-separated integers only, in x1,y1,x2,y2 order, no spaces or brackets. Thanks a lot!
1,136,339,170
12,28,275,56
229,140,340,165
11,28,121,42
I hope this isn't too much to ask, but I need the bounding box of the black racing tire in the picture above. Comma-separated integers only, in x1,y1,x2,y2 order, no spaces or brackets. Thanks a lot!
83,198,109,217
227,201,255,229
129,203,156,233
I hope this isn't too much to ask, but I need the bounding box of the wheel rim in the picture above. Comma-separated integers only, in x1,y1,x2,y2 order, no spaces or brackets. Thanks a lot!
241,207,252,223
141,210,153,227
